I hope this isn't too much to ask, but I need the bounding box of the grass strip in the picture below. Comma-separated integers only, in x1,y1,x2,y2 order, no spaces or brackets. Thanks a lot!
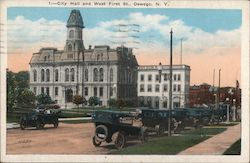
223,139,241,155
113,127,226,155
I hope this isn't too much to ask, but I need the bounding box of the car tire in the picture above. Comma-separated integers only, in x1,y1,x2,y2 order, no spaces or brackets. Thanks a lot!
36,121,43,129
114,131,126,149
20,120,25,130
92,136,102,147
95,125,108,142
54,121,59,128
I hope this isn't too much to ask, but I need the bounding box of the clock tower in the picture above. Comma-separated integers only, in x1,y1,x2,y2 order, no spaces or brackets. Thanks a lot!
65,10,85,53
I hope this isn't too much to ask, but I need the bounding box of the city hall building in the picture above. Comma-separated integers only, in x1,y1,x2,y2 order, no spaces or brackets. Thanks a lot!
29,10,138,108
138,65,191,109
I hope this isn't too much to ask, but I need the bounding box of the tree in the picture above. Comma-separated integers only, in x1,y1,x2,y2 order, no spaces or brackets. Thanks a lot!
6,70,16,112
36,93,53,105
116,98,125,110
88,96,100,106
18,89,36,107
108,99,117,109
73,95,86,108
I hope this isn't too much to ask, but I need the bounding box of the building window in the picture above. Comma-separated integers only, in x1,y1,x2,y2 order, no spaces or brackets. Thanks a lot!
33,70,37,82
55,69,59,82
148,74,152,81
147,84,152,92
110,68,113,82
33,87,37,95
99,87,103,97
46,69,50,82
174,74,177,81
70,68,75,82
173,84,177,92
178,74,181,81
44,56,47,61
65,68,69,82
85,87,88,96
110,87,113,97
140,84,144,92
77,31,82,39
178,84,181,92
93,68,98,82
55,87,58,96
155,74,159,81
164,74,169,81
41,87,44,94
163,84,168,92
140,74,144,81
84,69,88,82
41,69,45,82
94,87,97,96
99,68,104,82
69,30,74,39
46,87,49,95
68,44,73,52
66,89,73,102
155,84,160,92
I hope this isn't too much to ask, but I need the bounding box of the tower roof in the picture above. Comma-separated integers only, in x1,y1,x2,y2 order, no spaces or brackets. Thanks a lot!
66,10,84,28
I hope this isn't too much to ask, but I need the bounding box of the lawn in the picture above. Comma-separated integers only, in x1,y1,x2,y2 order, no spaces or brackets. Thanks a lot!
60,119,92,124
112,127,227,155
223,139,241,155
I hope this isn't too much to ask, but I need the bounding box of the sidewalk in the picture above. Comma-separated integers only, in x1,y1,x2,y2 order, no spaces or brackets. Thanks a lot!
178,123,241,155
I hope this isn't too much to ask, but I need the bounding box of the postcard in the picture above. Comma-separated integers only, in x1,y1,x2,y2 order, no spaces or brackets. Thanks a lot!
0,0,249,162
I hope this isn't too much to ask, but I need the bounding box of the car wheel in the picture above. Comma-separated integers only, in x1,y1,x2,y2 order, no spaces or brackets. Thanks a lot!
114,131,126,149
92,136,102,147
95,125,108,142
54,121,59,128
20,120,25,130
36,121,43,129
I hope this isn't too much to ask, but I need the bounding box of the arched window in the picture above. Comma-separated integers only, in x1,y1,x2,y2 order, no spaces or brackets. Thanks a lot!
70,68,75,82
33,70,37,82
55,69,59,82
85,69,88,82
46,69,50,82
97,54,100,61
93,68,98,82
68,44,72,51
99,68,103,82
69,30,74,39
41,69,45,82
65,68,69,82
110,68,113,82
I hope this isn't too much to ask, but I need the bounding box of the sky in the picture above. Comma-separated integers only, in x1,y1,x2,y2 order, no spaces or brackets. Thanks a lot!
7,7,241,87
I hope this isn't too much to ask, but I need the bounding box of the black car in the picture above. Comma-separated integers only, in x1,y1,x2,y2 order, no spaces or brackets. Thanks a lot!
20,110,59,130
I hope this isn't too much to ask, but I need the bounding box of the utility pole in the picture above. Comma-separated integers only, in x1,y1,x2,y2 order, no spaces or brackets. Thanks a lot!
168,29,173,136
218,69,221,108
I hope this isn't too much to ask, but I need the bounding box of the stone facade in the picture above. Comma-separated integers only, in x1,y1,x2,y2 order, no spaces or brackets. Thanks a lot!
29,10,138,108
137,65,191,109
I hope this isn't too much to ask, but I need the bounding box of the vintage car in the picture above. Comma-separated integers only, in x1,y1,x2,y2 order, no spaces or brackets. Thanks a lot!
20,110,59,130
92,110,147,149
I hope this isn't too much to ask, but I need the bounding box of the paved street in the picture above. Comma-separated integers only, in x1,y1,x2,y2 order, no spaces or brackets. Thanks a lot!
178,123,241,155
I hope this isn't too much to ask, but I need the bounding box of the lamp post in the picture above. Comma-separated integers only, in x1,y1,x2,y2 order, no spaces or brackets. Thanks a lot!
169,29,173,136
226,97,230,124
232,99,236,121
